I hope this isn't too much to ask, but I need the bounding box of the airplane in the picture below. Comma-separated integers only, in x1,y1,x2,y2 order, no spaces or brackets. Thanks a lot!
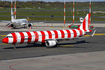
2,14,96,49
5,0,33,28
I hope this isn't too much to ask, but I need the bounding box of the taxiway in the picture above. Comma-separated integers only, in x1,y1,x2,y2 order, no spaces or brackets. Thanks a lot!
0,22,105,70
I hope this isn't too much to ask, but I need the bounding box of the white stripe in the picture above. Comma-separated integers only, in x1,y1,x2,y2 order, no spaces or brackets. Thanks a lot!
43,31,49,39
7,34,13,43
50,30,55,39
75,29,80,38
73,16,74,19
30,32,35,43
63,30,67,38
22,32,28,43
86,15,88,31
16,32,21,44
57,30,61,38
37,31,42,42
83,30,85,35
70,30,74,39
81,29,85,36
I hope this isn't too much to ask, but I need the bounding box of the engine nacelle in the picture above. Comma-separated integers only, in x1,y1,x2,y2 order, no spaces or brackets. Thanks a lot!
45,40,57,48
28,23,33,27
11,24,14,27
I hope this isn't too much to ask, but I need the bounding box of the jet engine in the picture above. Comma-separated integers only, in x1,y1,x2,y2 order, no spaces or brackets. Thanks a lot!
45,40,58,48
28,23,33,27
11,24,14,27
6,23,16,28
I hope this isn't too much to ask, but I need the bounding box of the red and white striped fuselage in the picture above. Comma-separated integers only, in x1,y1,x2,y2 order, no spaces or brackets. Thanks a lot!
4,29,85,44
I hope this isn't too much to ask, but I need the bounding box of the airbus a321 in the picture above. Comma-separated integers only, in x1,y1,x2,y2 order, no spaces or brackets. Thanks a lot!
2,14,96,49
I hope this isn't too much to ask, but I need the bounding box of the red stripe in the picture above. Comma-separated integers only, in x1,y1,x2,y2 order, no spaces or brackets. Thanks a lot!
53,30,58,39
66,30,71,38
19,32,25,44
83,18,86,31
33,31,38,43
11,4,12,8
14,4,16,8
79,30,83,37
40,31,45,43
26,32,32,43
90,4,91,8
88,14,91,25
64,20,65,24
47,31,52,39
64,4,65,8
73,4,74,8
64,12,65,16
60,30,65,38
72,30,77,38
11,33,17,44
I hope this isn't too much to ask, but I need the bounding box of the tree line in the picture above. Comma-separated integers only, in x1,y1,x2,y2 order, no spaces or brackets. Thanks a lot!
0,1,105,9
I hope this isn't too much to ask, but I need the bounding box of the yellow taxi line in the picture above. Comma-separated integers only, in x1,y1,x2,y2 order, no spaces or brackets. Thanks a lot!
0,35,6,36
60,45,74,47
85,33,105,36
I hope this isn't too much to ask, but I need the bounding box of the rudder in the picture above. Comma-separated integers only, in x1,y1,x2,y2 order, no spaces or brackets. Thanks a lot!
78,14,91,32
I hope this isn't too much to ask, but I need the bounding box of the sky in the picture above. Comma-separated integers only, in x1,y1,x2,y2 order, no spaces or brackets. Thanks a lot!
2,0,105,2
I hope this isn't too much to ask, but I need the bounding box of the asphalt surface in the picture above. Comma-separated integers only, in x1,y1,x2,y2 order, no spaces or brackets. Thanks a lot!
0,22,105,70
0,27,105,60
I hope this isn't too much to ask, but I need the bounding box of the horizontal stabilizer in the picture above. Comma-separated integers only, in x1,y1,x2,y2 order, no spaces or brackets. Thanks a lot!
91,30,96,37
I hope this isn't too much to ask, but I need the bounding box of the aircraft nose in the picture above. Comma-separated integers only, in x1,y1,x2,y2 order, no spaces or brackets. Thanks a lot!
2,38,8,44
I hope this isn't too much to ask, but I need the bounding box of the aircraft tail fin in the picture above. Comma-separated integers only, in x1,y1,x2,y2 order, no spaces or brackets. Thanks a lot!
78,14,92,32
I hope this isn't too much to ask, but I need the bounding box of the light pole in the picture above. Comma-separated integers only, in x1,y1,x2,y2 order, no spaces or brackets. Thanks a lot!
73,0,75,24
64,0,66,27
89,0,91,25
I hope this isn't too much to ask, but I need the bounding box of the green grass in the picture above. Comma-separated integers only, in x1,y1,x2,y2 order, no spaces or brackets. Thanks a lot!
0,8,105,21
0,16,104,21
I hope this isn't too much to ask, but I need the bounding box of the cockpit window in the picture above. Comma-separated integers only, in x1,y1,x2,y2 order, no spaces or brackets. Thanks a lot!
6,36,13,38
